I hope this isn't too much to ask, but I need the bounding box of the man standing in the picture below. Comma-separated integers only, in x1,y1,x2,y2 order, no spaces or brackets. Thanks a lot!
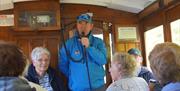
59,13,107,91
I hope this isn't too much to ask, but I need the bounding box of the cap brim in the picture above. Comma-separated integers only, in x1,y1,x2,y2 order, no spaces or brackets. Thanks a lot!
77,19,92,23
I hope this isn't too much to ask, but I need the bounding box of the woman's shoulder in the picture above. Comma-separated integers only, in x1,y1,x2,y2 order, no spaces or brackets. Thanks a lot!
0,77,37,91
132,77,148,82
162,82,180,91
107,77,149,91
131,77,149,86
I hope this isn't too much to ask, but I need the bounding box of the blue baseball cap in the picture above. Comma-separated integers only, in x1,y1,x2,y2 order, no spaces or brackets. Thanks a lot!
77,13,92,23
128,48,141,56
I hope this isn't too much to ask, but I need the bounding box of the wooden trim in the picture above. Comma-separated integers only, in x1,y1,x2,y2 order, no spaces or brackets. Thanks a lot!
163,11,172,42
0,9,13,14
138,1,159,20
138,0,179,20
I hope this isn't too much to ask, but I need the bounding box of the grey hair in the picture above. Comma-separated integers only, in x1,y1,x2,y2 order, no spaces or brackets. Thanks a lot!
31,47,50,62
149,42,180,85
113,52,137,77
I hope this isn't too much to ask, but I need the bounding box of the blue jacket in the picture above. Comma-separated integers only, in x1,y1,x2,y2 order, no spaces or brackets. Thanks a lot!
59,32,107,91
138,66,154,83
162,82,180,91
25,64,66,91
139,66,162,91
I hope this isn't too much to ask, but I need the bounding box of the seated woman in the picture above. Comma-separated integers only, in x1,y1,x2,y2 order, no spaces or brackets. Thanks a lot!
107,52,149,91
0,41,35,91
149,42,180,91
25,47,66,91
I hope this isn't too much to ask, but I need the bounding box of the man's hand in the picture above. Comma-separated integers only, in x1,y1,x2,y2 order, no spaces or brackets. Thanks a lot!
81,37,89,48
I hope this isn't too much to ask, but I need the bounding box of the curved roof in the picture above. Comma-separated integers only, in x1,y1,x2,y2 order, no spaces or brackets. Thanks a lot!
0,0,156,13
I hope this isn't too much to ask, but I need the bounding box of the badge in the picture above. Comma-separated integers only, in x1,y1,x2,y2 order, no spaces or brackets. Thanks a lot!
75,50,80,55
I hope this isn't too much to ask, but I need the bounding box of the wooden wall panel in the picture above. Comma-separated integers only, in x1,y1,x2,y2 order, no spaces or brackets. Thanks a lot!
116,43,125,52
126,43,137,51
30,39,44,49
0,28,15,42
142,12,164,30
166,3,180,22
46,38,60,69
115,42,141,53
61,4,138,26
14,31,61,68
17,39,30,58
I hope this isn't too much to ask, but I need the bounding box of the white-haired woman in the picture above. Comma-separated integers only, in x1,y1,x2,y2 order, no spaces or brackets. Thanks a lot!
107,53,149,91
25,47,66,91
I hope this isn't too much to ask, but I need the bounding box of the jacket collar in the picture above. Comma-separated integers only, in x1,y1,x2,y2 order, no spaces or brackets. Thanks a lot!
27,64,54,81
75,31,93,39
139,66,151,75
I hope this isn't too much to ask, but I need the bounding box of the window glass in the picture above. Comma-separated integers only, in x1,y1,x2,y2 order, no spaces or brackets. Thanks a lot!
144,25,164,70
170,19,180,45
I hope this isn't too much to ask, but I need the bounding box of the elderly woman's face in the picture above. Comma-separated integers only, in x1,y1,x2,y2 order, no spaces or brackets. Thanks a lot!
109,61,121,81
33,53,50,74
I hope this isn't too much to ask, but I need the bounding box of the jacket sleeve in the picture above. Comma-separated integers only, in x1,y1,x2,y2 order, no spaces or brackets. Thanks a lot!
86,39,107,65
58,45,69,78
139,67,155,83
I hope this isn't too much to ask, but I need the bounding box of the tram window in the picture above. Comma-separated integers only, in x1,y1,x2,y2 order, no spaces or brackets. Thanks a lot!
144,25,164,70
93,34,103,40
170,19,180,45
